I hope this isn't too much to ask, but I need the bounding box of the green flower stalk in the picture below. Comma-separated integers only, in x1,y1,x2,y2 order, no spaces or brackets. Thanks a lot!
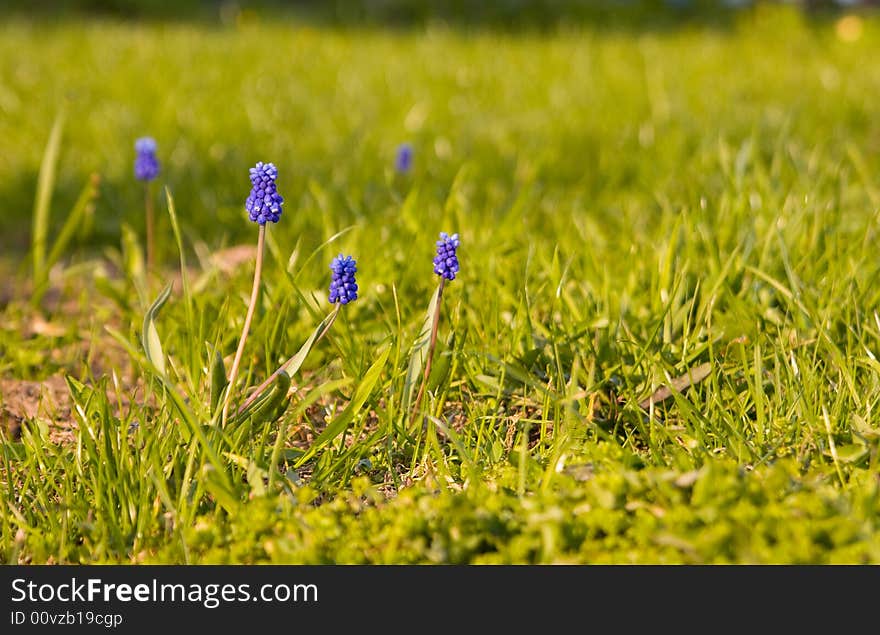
221,162,284,426
134,137,160,272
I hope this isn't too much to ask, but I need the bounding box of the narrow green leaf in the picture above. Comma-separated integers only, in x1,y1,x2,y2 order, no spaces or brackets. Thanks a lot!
147,463,178,517
231,387,276,426
209,350,227,416
231,368,294,428
403,283,442,413
286,235,302,274
426,332,455,393
31,111,65,284
295,346,390,468
283,307,339,378
430,414,477,480
247,370,291,425
141,283,173,378
266,390,294,424
165,187,195,347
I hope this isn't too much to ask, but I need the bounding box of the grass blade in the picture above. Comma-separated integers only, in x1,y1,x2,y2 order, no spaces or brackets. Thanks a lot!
165,187,195,351
210,350,227,416
284,307,339,377
141,283,173,377
403,283,442,413
31,111,65,287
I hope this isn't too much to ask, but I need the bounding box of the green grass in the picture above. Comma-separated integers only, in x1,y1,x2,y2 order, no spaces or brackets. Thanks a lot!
2,3,880,564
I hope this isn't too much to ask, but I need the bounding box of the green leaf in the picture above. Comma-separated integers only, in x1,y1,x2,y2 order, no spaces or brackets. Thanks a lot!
430,413,478,481
231,387,276,425
165,187,195,347
231,370,293,427
282,307,339,378
426,331,455,393
851,414,880,440
403,283,442,413
246,370,291,425
0,441,26,460
286,235,302,274
295,346,390,468
266,390,294,424
141,283,173,378
209,350,227,416
31,111,65,286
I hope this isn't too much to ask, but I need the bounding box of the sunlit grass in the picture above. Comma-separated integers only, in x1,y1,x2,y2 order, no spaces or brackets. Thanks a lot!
1,4,880,563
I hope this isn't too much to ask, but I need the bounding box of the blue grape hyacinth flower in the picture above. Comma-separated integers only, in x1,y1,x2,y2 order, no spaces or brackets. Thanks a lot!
433,232,460,281
395,142,414,174
329,254,358,304
245,161,284,225
134,137,160,182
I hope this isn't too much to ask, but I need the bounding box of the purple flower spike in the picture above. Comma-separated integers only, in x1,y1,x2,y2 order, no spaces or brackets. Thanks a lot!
395,143,414,174
245,161,284,225
134,137,160,182
329,254,358,305
433,232,460,281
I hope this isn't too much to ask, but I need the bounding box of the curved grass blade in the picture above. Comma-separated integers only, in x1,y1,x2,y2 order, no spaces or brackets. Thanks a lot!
141,283,173,378
234,307,338,419
284,307,339,377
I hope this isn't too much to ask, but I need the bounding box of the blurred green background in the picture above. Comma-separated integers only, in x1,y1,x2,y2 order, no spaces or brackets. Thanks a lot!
1,0,877,265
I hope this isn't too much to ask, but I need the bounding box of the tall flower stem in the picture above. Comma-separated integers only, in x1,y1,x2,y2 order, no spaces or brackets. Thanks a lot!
411,278,445,423
222,223,266,425
144,181,155,274
236,305,340,416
